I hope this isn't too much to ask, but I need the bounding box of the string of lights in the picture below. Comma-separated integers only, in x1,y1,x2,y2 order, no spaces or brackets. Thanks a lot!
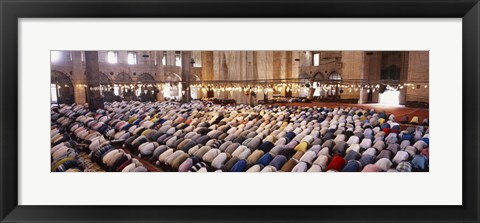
73,77,428,95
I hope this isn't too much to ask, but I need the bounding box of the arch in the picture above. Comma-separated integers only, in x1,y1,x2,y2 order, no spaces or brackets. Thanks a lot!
165,73,182,82
312,72,325,98
190,74,201,82
99,72,112,85
110,72,133,100
189,74,202,100
163,73,182,99
313,72,325,81
328,71,342,81
325,71,342,99
98,72,113,99
137,73,156,84
114,72,133,84
51,70,72,84
50,70,74,104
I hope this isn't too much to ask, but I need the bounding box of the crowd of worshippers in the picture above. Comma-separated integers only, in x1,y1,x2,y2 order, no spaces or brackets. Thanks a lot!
50,100,429,172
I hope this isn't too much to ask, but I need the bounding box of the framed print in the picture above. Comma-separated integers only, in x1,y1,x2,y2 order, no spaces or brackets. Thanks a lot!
1,0,479,222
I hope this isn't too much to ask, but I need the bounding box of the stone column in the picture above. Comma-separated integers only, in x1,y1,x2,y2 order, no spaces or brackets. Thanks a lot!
85,51,103,110
72,51,86,104
201,51,214,81
364,52,382,103
273,51,282,80
399,52,410,105
341,51,365,103
181,51,192,103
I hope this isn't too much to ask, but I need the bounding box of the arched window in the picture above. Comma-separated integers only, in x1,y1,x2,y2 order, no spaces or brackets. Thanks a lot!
329,71,342,81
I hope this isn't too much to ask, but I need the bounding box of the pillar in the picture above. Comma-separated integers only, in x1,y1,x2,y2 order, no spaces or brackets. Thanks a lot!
201,51,214,80
341,51,366,103
72,51,86,104
399,52,410,105
181,51,192,103
85,51,103,110
364,52,382,103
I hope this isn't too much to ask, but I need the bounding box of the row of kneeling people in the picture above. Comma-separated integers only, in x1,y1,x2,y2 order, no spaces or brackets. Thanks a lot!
51,129,149,172
51,101,429,172
51,107,149,172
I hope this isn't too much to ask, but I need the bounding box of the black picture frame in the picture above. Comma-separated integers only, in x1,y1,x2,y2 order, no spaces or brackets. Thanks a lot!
1,0,479,222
